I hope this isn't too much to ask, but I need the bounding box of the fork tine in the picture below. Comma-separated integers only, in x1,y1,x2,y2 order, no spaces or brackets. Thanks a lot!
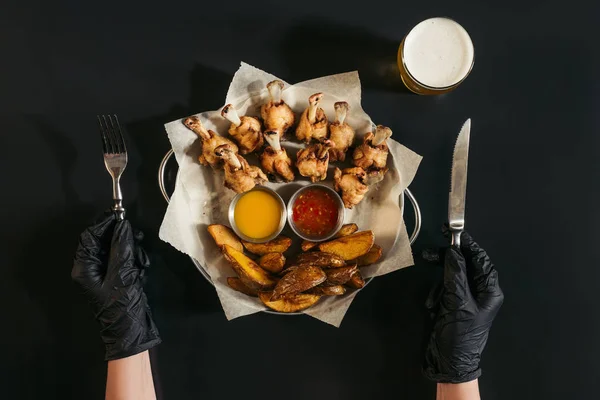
97,115,111,154
111,114,127,153
107,115,119,153
103,115,118,154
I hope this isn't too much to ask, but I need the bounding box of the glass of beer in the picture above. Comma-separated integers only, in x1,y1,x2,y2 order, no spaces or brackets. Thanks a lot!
397,18,474,95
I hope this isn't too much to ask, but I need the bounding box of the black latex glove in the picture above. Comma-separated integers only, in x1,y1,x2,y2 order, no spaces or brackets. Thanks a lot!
423,231,504,383
72,214,161,361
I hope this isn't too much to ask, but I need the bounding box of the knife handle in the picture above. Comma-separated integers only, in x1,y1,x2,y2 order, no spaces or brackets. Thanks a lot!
451,230,462,248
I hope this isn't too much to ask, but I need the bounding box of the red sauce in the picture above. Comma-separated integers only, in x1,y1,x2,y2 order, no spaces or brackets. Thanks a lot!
292,188,339,237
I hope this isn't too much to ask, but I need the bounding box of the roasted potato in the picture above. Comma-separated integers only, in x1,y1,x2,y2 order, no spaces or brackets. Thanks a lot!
307,285,347,296
227,277,259,297
207,224,243,252
345,270,366,289
259,291,321,313
301,240,318,252
351,244,383,266
222,245,277,290
242,236,292,255
325,265,358,285
278,266,298,277
337,223,359,237
258,253,286,274
292,252,346,268
271,266,326,300
301,223,359,251
318,231,375,260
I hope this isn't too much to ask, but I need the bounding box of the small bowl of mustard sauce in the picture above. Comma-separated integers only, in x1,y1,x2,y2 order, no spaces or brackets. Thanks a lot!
228,186,286,244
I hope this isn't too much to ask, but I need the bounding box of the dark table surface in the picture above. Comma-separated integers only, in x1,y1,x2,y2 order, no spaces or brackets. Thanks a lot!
2,0,599,399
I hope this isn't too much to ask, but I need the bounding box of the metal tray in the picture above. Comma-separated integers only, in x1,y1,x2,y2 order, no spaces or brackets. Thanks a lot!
158,149,422,315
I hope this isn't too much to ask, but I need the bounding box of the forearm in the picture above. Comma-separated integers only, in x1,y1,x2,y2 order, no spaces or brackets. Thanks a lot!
437,380,480,400
106,351,156,400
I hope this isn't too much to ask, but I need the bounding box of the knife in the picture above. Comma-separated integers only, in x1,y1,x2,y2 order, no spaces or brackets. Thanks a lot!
449,118,471,247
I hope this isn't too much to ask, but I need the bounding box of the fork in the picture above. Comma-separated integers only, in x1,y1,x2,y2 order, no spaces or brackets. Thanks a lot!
97,115,128,220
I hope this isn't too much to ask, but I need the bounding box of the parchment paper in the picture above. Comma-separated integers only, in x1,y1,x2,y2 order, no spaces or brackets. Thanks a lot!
159,62,422,327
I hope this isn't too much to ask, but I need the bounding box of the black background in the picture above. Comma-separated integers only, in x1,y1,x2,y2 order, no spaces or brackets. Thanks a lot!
2,0,599,399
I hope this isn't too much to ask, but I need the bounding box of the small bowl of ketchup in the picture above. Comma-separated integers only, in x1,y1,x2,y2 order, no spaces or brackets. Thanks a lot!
287,184,345,242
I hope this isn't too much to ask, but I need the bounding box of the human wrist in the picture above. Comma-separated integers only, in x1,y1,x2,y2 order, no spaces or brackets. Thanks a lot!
106,351,157,400
437,379,480,400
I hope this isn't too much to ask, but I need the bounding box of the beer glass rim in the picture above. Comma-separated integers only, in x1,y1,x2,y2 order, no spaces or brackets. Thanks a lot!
400,17,475,91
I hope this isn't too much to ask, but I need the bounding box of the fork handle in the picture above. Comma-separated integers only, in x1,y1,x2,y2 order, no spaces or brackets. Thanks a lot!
451,230,462,248
112,177,125,220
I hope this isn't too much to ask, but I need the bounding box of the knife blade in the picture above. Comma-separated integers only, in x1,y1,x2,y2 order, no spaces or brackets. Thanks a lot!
448,118,471,247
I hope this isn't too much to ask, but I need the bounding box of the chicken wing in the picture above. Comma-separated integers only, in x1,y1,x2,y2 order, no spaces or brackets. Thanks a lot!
214,144,267,193
352,125,392,170
296,140,333,183
333,167,369,209
183,116,239,169
260,80,295,138
328,101,355,162
295,93,328,143
259,130,295,182
221,104,263,154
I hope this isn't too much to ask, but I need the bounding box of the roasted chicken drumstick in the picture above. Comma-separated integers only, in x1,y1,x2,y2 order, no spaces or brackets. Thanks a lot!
333,167,369,209
296,93,328,143
352,125,392,170
221,104,263,154
260,80,295,138
183,116,238,168
296,140,333,183
259,131,295,182
328,101,355,162
365,167,389,185
214,144,267,193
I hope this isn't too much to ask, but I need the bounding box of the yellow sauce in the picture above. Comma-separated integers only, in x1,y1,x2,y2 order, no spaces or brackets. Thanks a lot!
234,190,282,240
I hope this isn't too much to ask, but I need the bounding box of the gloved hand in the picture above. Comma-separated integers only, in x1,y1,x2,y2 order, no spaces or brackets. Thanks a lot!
72,214,161,361
423,231,504,383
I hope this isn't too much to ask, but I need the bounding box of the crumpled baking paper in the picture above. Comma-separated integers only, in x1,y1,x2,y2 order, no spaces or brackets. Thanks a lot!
160,62,422,327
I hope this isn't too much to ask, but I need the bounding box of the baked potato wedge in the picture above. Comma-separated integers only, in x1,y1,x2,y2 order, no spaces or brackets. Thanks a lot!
271,266,326,300
207,224,243,252
259,291,321,313
222,245,277,290
301,240,318,252
278,266,298,277
336,223,359,237
351,244,383,266
227,277,259,297
307,285,346,296
258,253,286,274
292,252,346,268
242,236,292,255
301,223,359,251
325,265,358,285
345,270,366,289
318,231,375,260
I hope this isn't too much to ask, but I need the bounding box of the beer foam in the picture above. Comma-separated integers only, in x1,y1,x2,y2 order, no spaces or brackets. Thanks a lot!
403,18,474,88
